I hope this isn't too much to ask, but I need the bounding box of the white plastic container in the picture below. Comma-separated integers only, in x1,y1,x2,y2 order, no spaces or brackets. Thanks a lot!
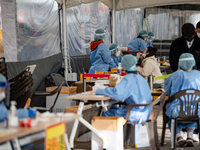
9,101,19,127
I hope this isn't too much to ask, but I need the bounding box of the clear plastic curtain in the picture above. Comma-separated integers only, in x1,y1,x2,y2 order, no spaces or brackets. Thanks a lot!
116,8,144,47
146,7,200,40
66,2,111,56
14,0,60,62
0,1,3,53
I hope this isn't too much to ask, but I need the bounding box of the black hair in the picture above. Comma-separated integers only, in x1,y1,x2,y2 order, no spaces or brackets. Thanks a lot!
182,23,195,38
147,47,158,55
196,21,200,28
137,35,144,40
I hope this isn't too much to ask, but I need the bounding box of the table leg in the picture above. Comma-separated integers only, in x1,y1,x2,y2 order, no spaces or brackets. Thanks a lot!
65,134,71,150
79,117,107,149
13,138,21,150
70,102,84,149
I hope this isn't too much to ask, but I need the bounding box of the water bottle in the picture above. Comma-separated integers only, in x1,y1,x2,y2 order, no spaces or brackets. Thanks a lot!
157,57,160,66
117,63,122,74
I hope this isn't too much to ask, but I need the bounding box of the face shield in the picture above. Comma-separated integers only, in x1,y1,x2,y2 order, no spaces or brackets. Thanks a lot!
0,82,10,108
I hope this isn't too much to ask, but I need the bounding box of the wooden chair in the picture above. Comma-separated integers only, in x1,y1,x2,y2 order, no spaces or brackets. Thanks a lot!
31,81,64,112
124,90,167,150
160,89,200,149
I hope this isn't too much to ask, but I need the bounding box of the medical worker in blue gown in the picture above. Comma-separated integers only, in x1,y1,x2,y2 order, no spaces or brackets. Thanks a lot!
89,29,117,74
96,54,152,124
127,30,148,51
146,32,155,47
0,74,37,122
109,43,122,66
164,53,200,147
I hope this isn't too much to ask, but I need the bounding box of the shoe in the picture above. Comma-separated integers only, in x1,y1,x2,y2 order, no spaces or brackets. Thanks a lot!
177,136,186,146
193,134,199,142
186,137,194,147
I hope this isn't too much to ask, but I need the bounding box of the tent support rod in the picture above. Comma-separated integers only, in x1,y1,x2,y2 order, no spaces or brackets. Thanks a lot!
112,0,116,43
63,0,69,80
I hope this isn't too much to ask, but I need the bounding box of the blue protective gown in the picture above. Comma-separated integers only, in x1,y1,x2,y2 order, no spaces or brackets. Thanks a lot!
95,73,152,123
0,102,37,122
89,43,117,74
164,69,200,132
111,55,122,67
127,38,147,51
146,41,153,47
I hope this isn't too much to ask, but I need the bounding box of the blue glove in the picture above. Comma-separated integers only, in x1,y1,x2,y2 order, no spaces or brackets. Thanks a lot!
28,108,37,118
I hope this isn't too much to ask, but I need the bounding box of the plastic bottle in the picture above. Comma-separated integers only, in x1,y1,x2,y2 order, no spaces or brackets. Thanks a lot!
157,57,160,66
117,63,122,74
9,101,19,127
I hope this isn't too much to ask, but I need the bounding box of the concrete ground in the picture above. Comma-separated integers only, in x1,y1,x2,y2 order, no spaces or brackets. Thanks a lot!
25,106,200,150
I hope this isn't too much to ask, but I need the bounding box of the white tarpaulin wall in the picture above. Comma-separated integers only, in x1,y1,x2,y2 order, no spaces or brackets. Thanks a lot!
55,0,200,10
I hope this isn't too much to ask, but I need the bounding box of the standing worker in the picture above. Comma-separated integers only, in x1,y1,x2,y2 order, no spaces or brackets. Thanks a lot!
127,30,148,51
170,23,200,71
89,29,117,74
109,43,122,66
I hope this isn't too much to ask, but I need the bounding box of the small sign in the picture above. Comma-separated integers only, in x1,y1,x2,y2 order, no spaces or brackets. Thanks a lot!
45,122,66,150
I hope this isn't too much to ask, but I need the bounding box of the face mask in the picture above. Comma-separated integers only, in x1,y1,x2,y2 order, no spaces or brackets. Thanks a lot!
115,51,121,57
142,53,146,57
0,92,5,102
185,37,194,42
197,33,200,38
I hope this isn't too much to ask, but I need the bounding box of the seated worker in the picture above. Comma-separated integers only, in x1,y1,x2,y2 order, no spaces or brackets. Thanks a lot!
109,43,122,67
136,47,164,88
127,30,148,51
146,32,155,47
89,29,117,74
0,74,37,122
164,53,200,147
96,54,152,124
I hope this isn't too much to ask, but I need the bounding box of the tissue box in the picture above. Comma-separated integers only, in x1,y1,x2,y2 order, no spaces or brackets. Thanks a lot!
91,117,126,150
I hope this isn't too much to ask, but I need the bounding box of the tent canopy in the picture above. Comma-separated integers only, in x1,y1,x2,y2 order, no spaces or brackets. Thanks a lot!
55,0,200,11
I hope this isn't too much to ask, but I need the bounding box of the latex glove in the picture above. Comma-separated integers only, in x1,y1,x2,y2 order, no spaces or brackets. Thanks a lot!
28,108,37,118
136,52,142,59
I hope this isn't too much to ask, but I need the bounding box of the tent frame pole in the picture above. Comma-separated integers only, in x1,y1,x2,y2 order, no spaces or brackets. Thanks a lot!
63,0,69,80
112,0,116,43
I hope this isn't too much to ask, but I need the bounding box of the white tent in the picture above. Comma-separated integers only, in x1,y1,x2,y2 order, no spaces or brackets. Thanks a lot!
55,0,200,79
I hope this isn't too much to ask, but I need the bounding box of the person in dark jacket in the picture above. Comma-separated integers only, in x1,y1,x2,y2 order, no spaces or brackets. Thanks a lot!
170,23,200,71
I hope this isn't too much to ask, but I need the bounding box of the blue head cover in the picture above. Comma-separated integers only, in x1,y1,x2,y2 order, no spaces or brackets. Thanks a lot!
0,74,7,90
139,30,148,38
121,54,138,71
147,32,155,39
178,53,195,70
94,29,106,41
109,43,119,55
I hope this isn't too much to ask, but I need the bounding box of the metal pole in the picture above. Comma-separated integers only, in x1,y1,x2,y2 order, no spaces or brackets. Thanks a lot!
63,0,68,80
112,0,116,43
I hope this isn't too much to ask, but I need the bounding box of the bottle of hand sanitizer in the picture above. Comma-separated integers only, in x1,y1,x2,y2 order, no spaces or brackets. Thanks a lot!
117,63,122,74
9,101,19,127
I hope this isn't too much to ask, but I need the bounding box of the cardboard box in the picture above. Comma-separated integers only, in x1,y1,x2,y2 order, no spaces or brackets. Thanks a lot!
91,117,126,150
46,86,76,113
129,124,150,148
75,81,92,93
